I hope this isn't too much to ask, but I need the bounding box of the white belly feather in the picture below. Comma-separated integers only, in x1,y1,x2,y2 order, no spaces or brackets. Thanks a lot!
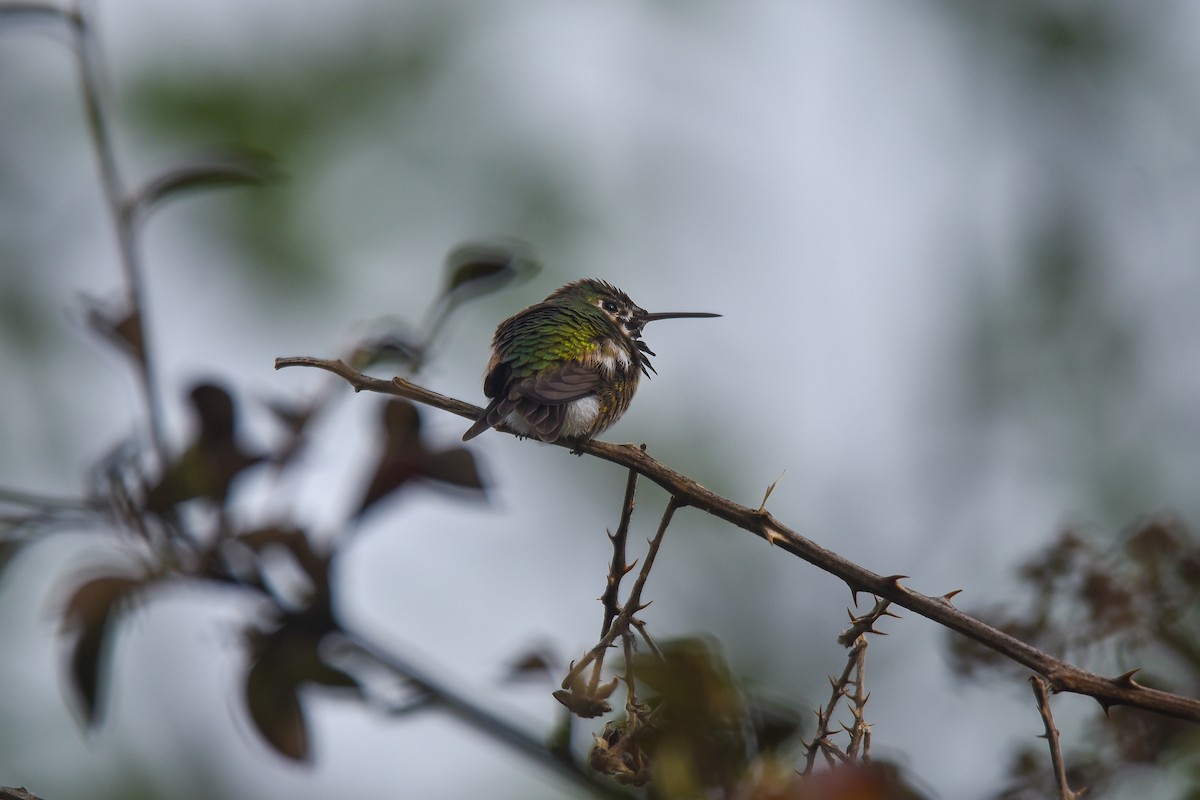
503,395,601,440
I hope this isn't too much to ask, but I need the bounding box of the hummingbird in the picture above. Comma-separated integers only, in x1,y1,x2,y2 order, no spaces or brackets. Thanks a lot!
462,279,719,446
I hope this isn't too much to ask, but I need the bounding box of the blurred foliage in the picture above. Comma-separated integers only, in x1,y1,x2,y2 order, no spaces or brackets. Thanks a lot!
940,0,1129,72
122,11,584,293
123,21,446,287
4,1,1200,798
950,516,1200,797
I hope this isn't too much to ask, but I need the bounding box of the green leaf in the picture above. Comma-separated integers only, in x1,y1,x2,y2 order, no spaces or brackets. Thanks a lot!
130,152,275,223
423,238,540,340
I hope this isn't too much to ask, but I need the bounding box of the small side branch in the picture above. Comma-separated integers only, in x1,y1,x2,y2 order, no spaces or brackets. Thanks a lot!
1031,676,1085,800
601,469,640,639
562,497,679,691
803,597,891,772
67,5,167,463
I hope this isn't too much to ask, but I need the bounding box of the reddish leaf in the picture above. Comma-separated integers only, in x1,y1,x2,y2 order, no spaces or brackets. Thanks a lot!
243,620,361,762
145,382,264,512
61,574,148,725
425,448,484,490
356,400,486,516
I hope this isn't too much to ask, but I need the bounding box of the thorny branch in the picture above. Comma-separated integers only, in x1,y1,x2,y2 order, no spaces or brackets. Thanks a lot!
1031,676,1085,800
561,497,679,693
584,469,640,701
803,597,892,772
274,355,1200,724
602,469,640,640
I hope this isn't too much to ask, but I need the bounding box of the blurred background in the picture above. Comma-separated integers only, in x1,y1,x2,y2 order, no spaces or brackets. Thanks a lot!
2,0,1200,797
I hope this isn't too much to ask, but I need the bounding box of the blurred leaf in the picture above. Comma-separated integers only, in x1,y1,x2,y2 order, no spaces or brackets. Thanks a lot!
84,297,143,362
958,519,1200,799
0,787,46,800
145,382,264,512
61,573,151,725
130,151,275,223
744,697,802,756
244,615,362,762
503,644,558,683
443,237,539,298
424,448,483,490
245,655,308,762
804,762,931,800
348,332,425,373
124,18,453,290
355,399,486,517
237,526,330,604
423,238,540,339
263,395,318,468
632,638,748,794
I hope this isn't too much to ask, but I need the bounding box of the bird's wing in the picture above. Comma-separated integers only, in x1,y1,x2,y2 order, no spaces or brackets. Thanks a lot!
463,360,602,441
513,360,602,403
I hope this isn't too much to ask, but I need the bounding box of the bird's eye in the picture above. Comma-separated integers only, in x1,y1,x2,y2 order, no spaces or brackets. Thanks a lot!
602,300,619,313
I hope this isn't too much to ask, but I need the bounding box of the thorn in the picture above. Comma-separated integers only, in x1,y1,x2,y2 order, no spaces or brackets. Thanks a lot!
883,574,909,589
1095,697,1116,717
941,588,963,603
1112,668,1142,689
882,609,902,619
846,608,857,622
764,526,786,546
758,469,785,513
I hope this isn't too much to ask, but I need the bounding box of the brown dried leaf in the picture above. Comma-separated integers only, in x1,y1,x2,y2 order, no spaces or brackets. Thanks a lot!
424,447,485,490
242,616,363,763
61,574,148,725
145,383,264,512
245,656,308,762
